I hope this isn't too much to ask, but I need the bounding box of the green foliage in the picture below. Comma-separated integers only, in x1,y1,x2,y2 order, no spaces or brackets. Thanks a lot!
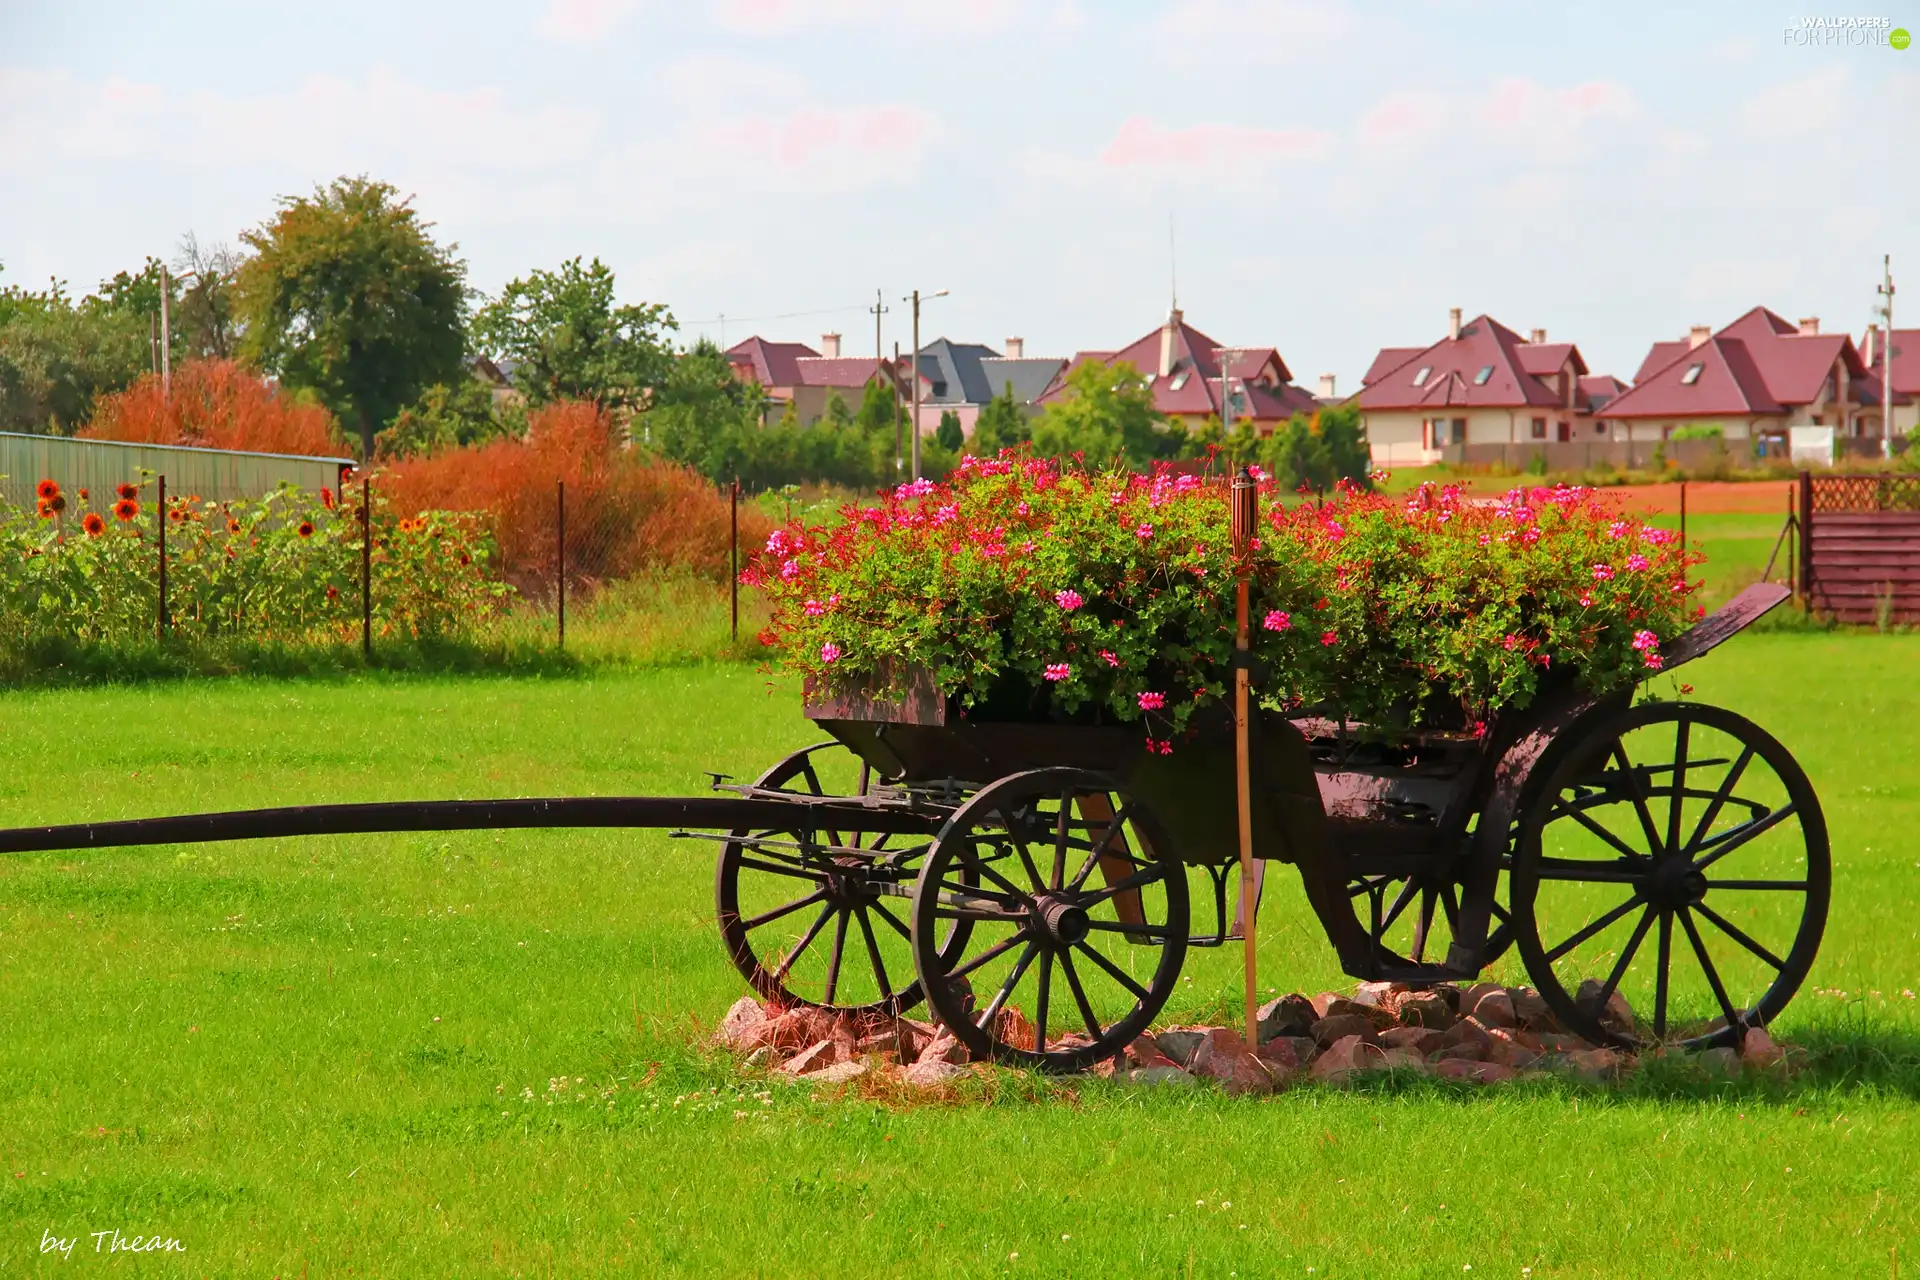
1030,360,1173,468
0,267,151,435
378,378,520,459
471,257,675,415
1672,424,1725,441
236,176,469,460
172,234,242,361
968,381,1034,456
935,409,964,453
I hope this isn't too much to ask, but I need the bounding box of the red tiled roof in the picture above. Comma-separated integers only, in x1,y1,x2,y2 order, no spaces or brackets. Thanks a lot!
726,336,818,389
1515,342,1584,379
1579,374,1629,410
1605,306,1872,420
793,357,894,389
1362,347,1424,386
1355,315,1568,412
1040,314,1315,422
1861,327,1920,394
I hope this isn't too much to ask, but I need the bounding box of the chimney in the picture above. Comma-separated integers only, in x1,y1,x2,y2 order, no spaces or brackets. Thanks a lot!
821,332,842,358
1688,325,1712,349
1159,308,1182,378
1798,316,1820,336
1004,336,1024,359
1317,373,1338,399
1864,324,1880,364
1448,307,1462,340
1529,327,1547,344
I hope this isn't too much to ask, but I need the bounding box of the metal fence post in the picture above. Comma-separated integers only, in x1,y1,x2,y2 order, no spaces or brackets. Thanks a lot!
156,473,168,639
556,479,566,652
730,479,739,644
1797,470,1813,614
361,477,372,658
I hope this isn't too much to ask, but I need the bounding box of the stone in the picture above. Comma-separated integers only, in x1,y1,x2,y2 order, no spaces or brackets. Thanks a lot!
809,1059,869,1084
916,1031,970,1067
1153,1029,1210,1067
1194,1045,1283,1095
1254,1036,1305,1072
901,1059,970,1087
1470,989,1517,1029
1129,1036,1179,1070
1483,1027,1541,1069
1564,1047,1623,1082
830,1013,860,1057
993,1007,1036,1052
1310,1014,1380,1048
1741,1027,1786,1070
1310,1034,1387,1083
780,1040,842,1076
1508,987,1556,1030
715,997,771,1050
1575,979,1636,1034
1697,1046,1742,1078
1351,981,1406,1009
1440,1018,1492,1055
1128,1066,1201,1087
1380,1025,1448,1056
1435,1058,1515,1084
744,1046,777,1069
1463,981,1504,1013
1434,1040,1487,1063
1396,992,1455,1030
1534,1033,1592,1054
1309,991,1348,1019
1257,994,1318,1042
1379,1047,1431,1073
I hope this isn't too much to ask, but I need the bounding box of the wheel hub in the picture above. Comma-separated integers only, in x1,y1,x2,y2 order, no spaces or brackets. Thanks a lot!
1035,895,1091,947
1641,854,1707,910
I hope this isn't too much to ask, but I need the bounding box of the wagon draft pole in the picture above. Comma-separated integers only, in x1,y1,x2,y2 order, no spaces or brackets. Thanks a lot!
1230,467,1259,1047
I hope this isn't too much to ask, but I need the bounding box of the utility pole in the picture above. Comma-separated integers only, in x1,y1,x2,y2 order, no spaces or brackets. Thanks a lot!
1880,254,1897,459
892,341,904,475
159,263,172,400
870,288,889,367
1219,347,1234,443
902,288,948,481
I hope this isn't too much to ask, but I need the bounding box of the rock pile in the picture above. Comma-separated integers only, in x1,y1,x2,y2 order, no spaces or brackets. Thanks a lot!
712,980,1793,1093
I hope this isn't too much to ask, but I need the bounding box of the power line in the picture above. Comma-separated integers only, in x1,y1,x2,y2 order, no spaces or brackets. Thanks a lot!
681,302,873,327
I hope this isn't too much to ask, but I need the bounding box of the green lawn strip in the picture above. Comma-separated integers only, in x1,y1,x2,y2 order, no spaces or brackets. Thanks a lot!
0,644,1916,1274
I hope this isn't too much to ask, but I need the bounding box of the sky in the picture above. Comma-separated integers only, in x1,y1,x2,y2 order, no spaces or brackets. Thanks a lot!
1,1,1916,388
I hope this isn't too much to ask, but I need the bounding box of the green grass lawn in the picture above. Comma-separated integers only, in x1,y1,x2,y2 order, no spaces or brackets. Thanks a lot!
2,637,1917,1276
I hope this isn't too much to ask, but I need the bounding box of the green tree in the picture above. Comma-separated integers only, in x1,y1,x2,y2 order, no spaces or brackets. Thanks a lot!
173,234,242,361
0,267,150,435
1030,359,1167,468
967,381,1031,456
471,257,675,414
236,176,469,459
648,338,762,481
935,408,964,453
377,378,517,459
1314,403,1372,487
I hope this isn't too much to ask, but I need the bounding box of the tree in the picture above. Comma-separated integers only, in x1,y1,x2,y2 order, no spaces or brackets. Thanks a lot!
967,380,1031,455
84,359,340,456
471,257,675,415
173,233,242,361
0,267,150,435
378,378,517,459
935,408,964,453
235,176,469,459
1030,359,1167,469
647,338,762,481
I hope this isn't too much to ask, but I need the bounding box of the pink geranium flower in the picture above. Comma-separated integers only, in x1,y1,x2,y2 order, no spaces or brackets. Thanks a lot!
1099,649,1120,667
1592,563,1615,581
1043,663,1071,681
804,599,826,617
1626,553,1650,571
1263,610,1291,632
1135,522,1153,540
1055,589,1084,611
1321,631,1338,646
820,642,841,663
1137,691,1166,710
1631,629,1659,652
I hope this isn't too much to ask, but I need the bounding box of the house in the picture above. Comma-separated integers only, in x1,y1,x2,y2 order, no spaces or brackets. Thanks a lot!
1859,325,1920,438
1037,309,1320,432
909,337,1065,437
1355,310,1612,467
725,333,918,426
1600,308,1902,452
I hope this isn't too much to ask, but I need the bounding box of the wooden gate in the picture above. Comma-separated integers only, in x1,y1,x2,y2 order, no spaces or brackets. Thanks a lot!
1799,472,1920,624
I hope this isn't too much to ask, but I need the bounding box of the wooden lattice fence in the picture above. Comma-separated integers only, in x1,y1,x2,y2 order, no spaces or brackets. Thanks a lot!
1800,472,1920,624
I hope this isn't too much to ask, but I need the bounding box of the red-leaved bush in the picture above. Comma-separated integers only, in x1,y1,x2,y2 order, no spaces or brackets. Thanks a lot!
746,455,1704,738
84,360,343,457
380,400,767,591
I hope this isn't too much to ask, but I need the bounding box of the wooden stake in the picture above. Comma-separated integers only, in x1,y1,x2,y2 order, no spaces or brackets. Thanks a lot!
1230,467,1259,1048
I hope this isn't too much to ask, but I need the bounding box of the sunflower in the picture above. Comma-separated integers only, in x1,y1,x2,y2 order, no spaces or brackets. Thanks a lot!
227,518,242,534
35,499,53,519
297,521,315,538
78,488,90,501
113,499,139,521
35,479,59,501
48,493,67,513
81,512,106,536
321,487,336,510
116,483,138,501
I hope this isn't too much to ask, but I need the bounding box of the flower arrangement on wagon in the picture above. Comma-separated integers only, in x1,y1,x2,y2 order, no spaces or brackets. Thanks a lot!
744,454,1703,742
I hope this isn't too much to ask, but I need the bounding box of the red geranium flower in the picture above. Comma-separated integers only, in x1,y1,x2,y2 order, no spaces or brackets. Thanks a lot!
81,512,106,536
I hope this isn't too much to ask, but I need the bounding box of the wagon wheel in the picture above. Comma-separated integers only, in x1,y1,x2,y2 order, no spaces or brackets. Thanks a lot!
1347,866,1514,973
910,768,1189,1073
716,743,969,1018
1511,703,1829,1049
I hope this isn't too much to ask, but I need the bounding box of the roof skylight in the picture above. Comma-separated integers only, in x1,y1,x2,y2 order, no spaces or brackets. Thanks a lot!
1412,366,1432,386
1474,366,1494,385
1681,362,1704,385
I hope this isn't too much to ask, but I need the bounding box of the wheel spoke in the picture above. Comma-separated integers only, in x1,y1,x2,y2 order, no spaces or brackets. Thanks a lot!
1707,879,1808,892
1691,901,1786,971
1084,919,1178,940
735,853,828,882
1033,951,1053,1053
960,847,1032,901
855,906,892,1000
1410,887,1436,961
1440,883,1461,931
1379,878,1421,934
1073,939,1149,1002
1057,948,1105,1043
1550,796,1650,863
869,900,913,942
1691,803,1798,873
1533,858,1642,884
1591,905,1656,1014
773,904,835,980
1680,906,1743,1034
1080,861,1166,906
1545,893,1647,964
1052,793,1073,891
1613,742,1667,856
742,889,828,932
1683,745,1755,855
1067,802,1137,891
821,910,850,1004
975,941,1039,1029
1654,911,1672,1039
947,929,1032,982
1665,718,1691,856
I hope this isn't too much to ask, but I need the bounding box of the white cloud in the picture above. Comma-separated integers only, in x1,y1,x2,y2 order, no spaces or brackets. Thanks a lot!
536,0,639,42
1355,90,1450,149
714,0,1030,36
1153,0,1359,65
1099,115,1332,167
1742,65,1849,139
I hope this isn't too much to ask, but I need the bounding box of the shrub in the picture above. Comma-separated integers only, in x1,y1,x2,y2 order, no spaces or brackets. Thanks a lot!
747,455,1703,739
83,359,343,456
381,399,769,592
